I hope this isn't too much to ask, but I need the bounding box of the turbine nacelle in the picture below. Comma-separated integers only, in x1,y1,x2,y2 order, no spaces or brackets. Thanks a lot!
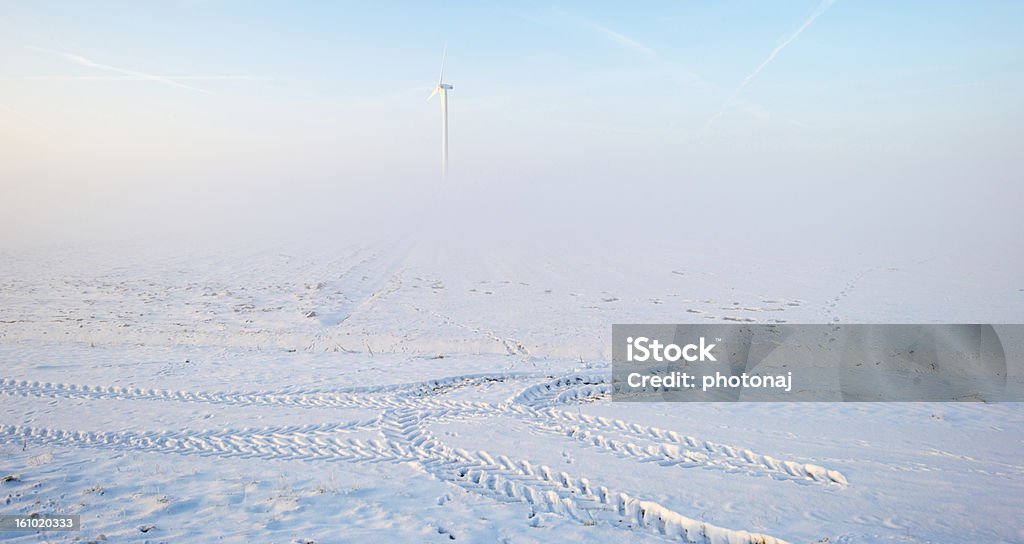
427,83,453,101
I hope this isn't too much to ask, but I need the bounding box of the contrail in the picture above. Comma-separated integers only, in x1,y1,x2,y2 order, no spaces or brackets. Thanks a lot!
706,0,836,130
550,8,656,57
4,75,263,82
586,21,656,57
27,46,217,94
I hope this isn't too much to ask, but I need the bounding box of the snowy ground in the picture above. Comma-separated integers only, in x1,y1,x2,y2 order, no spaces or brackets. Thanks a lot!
1,238,1022,543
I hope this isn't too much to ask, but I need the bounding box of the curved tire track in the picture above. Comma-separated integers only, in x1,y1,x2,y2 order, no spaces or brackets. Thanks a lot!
1,372,851,542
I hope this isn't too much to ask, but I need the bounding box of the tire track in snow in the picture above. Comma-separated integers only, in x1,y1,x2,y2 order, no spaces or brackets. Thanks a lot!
382,398,841,543
507,375,848,486
0,422,405,464
2,417,791,544
0,373,538,409
509,373,608,406
529,409,848,486
1,372,851,541
0,377,392,409
0,374,848,485
314,246,411,328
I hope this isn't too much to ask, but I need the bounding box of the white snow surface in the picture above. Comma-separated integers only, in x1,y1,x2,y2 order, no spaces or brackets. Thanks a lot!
1,237,1022,543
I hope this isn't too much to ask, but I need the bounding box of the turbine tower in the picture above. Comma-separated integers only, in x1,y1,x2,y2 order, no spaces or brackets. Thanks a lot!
428,46,453,178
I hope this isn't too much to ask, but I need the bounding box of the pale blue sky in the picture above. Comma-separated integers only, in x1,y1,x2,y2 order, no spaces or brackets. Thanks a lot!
1,1,1022,250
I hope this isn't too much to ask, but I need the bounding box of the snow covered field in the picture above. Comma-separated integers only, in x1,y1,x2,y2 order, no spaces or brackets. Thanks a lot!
1,238,1022,543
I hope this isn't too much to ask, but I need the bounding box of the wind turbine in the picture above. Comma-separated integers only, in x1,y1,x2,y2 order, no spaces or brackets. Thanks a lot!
428,46,453,178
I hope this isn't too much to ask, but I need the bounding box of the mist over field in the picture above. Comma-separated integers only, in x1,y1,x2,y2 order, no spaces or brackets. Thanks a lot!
2,2,1022,267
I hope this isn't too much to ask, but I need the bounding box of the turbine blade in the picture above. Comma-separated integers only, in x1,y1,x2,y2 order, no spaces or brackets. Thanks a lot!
438,44,447,85
427,86,439,101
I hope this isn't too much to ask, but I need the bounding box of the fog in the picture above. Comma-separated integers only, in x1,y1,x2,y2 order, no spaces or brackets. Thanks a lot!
1,0,1021,271
3,100,1018,273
